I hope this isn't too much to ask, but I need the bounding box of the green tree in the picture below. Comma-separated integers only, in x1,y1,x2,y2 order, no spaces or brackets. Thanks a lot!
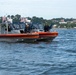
13,14,21,23
7,15,11,18
0,17,2,23
11,15,14,19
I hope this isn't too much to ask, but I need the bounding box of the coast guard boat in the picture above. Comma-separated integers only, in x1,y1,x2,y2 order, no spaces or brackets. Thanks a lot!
0,22,58,42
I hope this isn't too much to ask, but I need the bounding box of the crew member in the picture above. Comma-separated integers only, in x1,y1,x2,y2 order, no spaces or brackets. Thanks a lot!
44,24,50,32
24,23,30,33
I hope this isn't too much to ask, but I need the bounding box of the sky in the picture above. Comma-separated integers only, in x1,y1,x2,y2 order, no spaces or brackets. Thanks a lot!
0,0,76,19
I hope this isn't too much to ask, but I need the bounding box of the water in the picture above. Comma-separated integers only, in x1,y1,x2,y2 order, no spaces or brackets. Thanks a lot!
0,29,76,75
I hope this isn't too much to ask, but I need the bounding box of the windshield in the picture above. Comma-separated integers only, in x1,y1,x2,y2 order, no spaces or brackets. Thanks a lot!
32,24,44,30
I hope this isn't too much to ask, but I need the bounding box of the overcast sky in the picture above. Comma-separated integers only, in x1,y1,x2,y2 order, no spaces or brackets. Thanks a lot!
0,0,76,19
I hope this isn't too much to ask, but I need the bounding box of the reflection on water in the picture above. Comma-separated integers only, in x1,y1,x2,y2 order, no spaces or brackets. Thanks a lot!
0,29,76,75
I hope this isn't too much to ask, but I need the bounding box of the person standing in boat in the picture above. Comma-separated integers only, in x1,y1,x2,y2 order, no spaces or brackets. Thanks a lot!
44,24,53,32
24,23,30,33
44,24,50,32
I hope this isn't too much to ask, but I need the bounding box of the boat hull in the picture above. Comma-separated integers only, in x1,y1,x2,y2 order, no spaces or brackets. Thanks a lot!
0,33,39,42
0,32,58,42
37,32,58,41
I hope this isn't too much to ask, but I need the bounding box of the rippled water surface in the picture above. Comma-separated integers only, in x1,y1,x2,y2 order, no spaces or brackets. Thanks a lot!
0,29,76,75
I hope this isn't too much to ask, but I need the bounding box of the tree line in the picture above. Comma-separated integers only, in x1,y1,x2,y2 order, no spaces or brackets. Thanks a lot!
0,14,76,28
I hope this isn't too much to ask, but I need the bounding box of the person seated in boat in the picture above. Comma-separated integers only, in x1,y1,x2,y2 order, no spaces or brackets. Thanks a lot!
24,23,31,33
44,24,50,32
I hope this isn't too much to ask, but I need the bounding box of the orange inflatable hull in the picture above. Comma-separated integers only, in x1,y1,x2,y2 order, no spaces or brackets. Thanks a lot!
0,33,39,42
37,32,58,41
0,32,58,42
0,33,39,39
